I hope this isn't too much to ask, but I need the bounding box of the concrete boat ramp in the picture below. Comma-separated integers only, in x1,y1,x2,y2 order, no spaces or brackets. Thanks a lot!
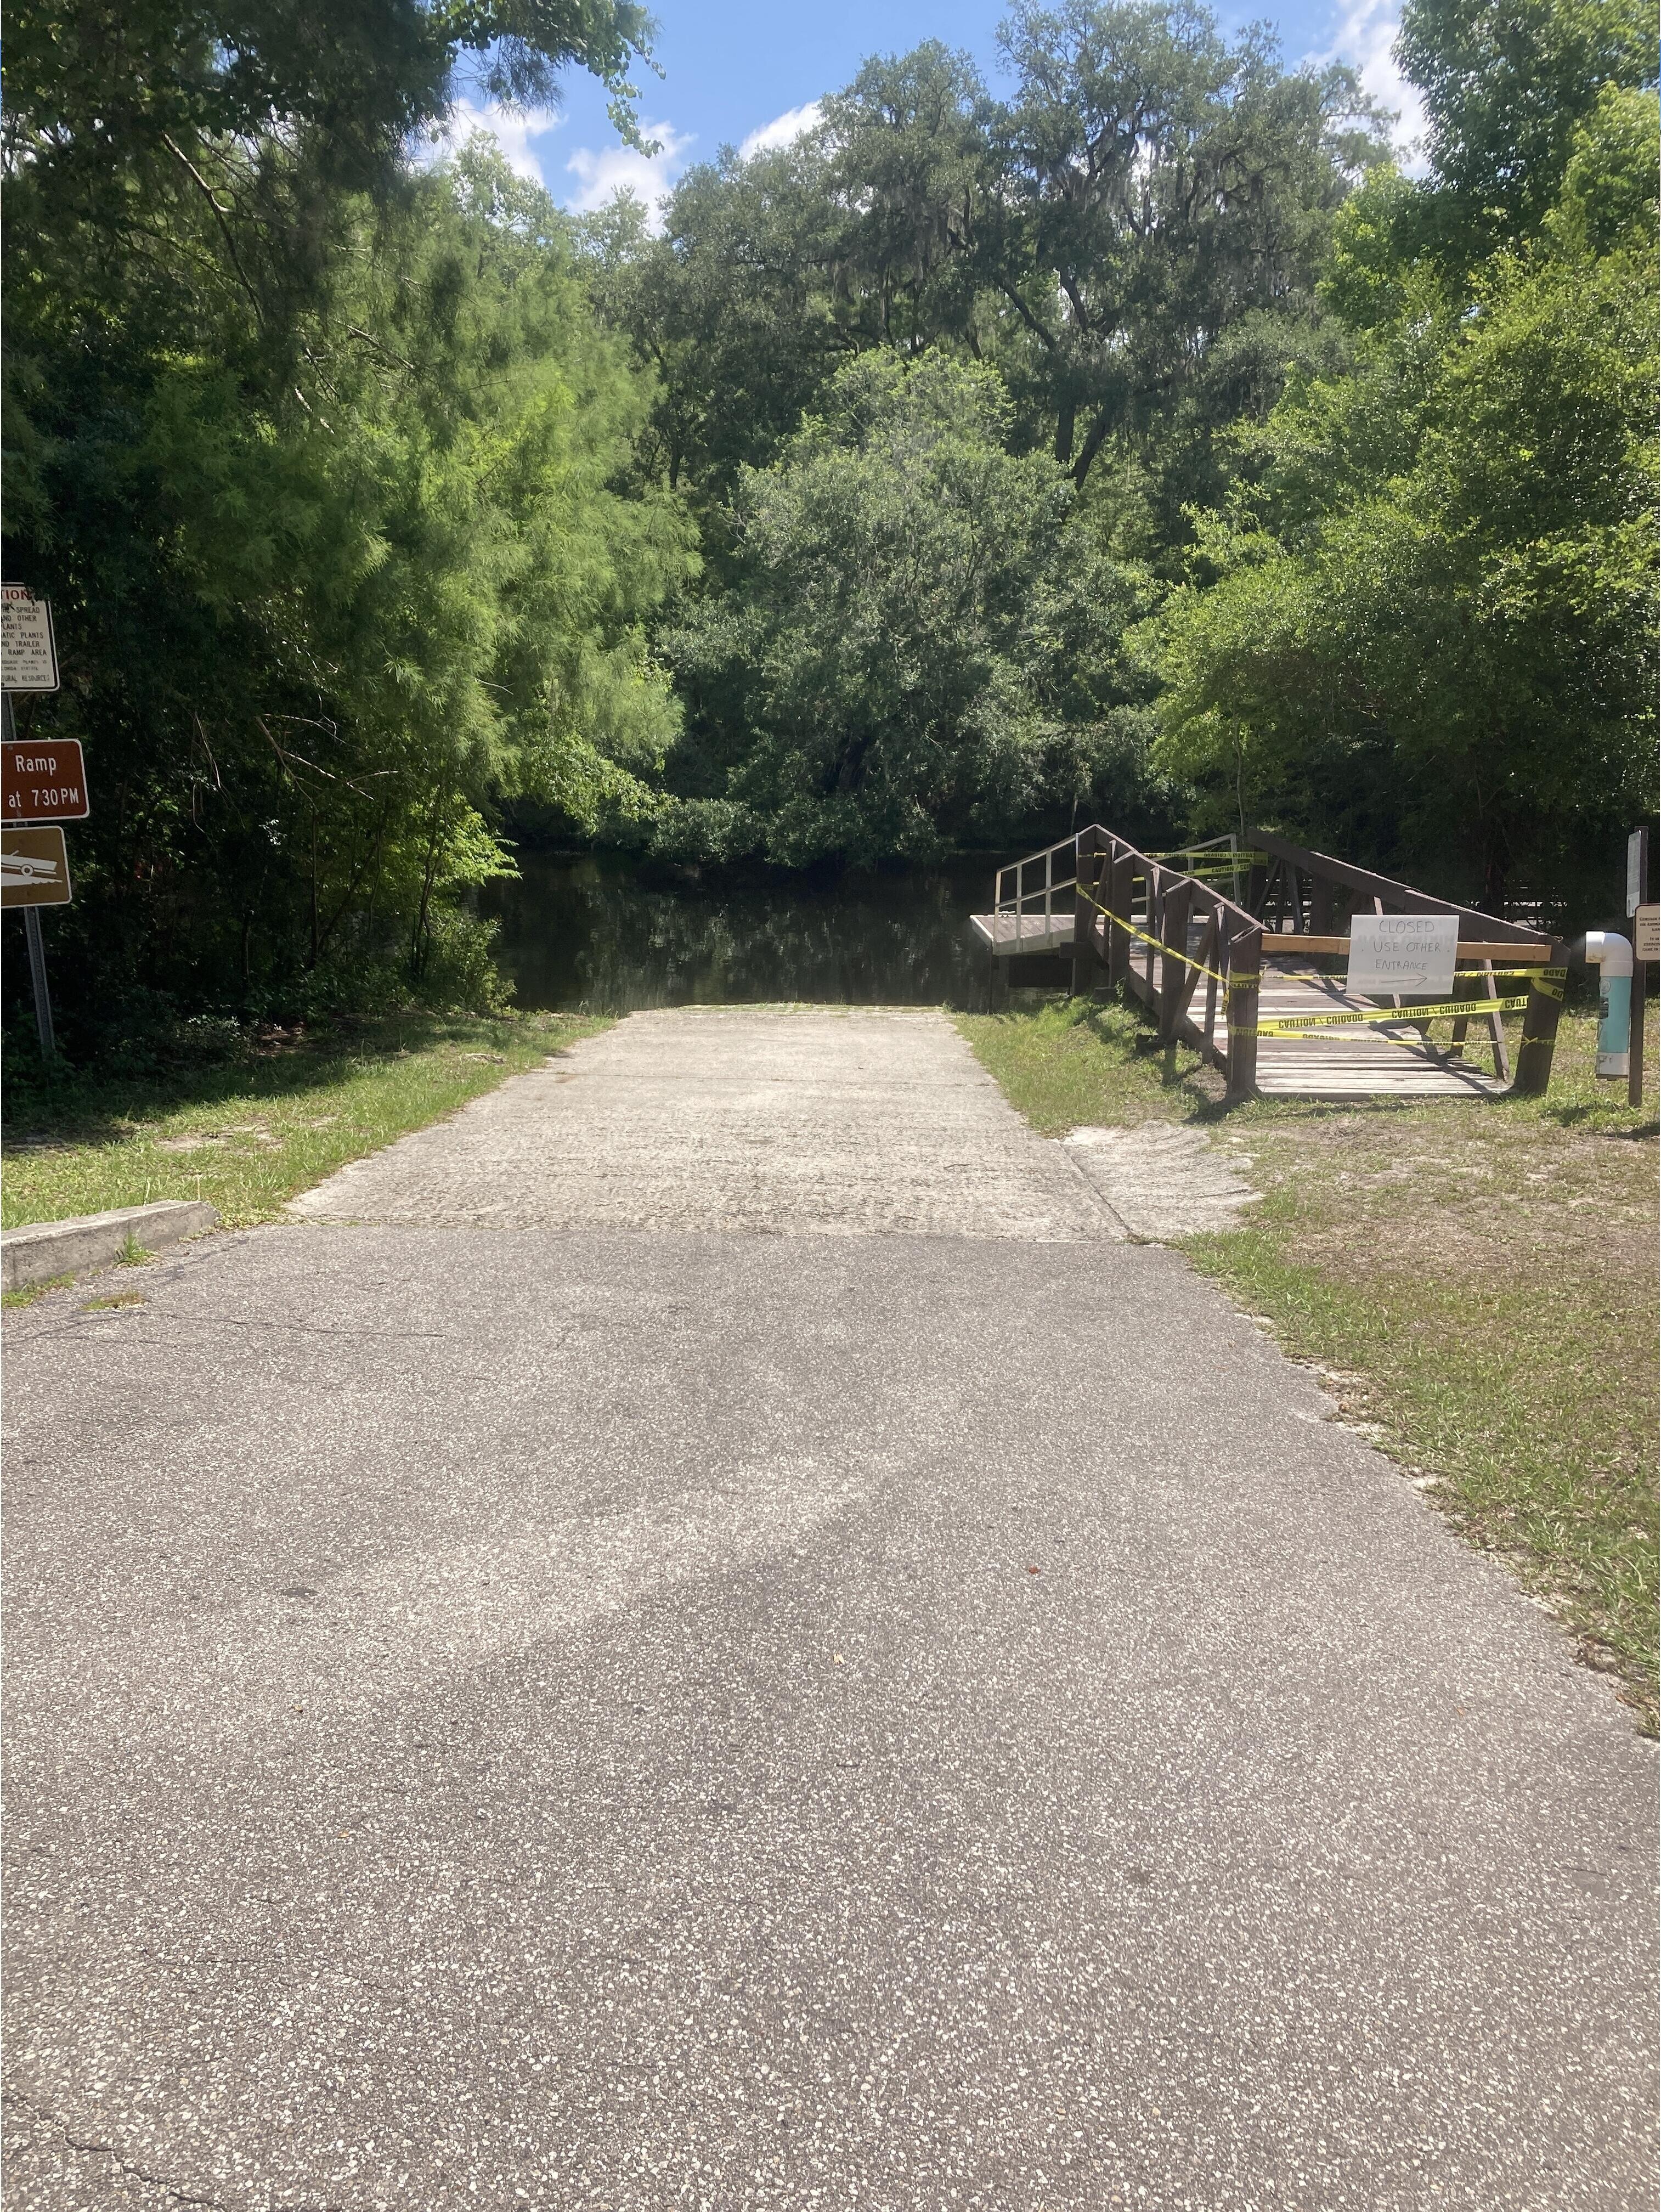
4,1009,1653,2211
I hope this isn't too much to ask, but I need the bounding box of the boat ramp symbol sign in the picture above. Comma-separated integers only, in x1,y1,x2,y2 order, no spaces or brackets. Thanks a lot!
0,589,59,693
3,737,88,822
1,826,74,906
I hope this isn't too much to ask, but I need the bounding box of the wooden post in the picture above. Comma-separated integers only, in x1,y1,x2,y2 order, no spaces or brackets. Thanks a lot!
1159,879,1193,1042
1630,827,1649,1108
1225,925,1262,1103
1631,946,1648,1107
1511,942,1568,1096
1071,828,1102,999
1108,848,1134,988
1200,899,1221,1064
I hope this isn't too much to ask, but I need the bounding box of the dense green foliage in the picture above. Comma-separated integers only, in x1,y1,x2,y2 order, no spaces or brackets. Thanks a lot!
3,0,679,1042
4,0,1653,1042
658,353,1157,865
584,8,1384,544
1154,32,1657,913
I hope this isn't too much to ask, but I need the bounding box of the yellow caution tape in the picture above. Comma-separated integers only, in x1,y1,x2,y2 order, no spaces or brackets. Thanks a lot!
1074,881,1230,988
1264,965,1564,988
1147,848,1269,867
1246,994,1533,1037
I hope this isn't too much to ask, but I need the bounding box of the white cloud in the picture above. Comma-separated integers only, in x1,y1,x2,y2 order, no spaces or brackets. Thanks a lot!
563,120,694,225
739,100,824,161
1318,0,1428,172
428,96,565,187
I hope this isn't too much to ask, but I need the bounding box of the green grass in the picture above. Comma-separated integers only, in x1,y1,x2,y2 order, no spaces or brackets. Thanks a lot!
958,993,1660,1729
2,1011,611,1231
1,1272,72,1310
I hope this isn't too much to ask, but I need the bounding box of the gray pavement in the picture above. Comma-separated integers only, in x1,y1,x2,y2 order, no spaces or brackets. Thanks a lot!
289,1008,1109,1239
3,1010,1654,2211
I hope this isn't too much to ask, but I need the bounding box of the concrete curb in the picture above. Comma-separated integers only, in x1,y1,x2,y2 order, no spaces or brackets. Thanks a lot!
2,1199,220,1292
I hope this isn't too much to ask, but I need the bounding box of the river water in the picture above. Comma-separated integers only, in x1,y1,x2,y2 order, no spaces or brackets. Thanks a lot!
482,849,1010,1014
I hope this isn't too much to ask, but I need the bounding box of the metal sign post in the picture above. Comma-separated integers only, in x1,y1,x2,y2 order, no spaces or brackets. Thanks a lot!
1,586,71,1062
22,909,55,1057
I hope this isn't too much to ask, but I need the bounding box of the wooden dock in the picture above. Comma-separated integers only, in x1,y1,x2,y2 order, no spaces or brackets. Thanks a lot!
970,911,1075,955
1181,951,1506,1100
972,907,1517,1100
974,826,1562,1104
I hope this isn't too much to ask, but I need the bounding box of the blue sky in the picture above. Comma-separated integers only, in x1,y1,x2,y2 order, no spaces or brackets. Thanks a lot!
440,0,1422,216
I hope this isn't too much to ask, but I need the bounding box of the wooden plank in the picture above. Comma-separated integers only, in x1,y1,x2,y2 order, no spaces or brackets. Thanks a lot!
1071,830,1104,998
1159,881,1193,1042
1264,934,1553,960
971,912,1076,954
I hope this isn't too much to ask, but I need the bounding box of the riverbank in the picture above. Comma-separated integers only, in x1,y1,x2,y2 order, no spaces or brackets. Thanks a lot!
959,997,1660,1729
1,1012,609,1245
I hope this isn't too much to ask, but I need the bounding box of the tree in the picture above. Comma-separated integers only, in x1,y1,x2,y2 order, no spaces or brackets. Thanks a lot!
4,139,690,1025
3,2,690,1034
657,352,1161,867
981,0,1385,507
1153,86,1658,910
584,5,1386,573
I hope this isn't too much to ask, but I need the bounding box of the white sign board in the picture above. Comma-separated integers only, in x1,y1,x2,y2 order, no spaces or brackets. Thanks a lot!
1635,904,1659,963
1,588,58,693
1347,912,1460,997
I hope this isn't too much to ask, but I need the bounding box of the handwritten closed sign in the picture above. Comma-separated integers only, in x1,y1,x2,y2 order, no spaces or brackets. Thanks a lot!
1347,913,1459,997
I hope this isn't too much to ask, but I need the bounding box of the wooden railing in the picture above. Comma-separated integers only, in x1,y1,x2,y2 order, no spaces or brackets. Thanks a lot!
988,823,1567,1100
1240,828,1564,1093
1069,826,1265,1103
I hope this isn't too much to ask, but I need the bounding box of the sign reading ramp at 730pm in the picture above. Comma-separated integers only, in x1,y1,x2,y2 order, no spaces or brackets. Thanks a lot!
1346,912,1460,997
3,737,88,822
1,826,73,906
0,587,59,692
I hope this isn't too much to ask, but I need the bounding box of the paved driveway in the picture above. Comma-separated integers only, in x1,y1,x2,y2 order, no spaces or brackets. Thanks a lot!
4,1011,1653,2209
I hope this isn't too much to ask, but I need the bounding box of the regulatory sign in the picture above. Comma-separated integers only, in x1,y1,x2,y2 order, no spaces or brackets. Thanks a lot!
1,826,72,906
1635,904,1659,963
1346,912,1459,997
3,737,87,823
0,588,58,693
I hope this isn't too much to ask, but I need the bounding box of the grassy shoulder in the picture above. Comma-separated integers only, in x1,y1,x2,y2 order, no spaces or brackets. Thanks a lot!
2,1011,611,1233
958,995,1660,1730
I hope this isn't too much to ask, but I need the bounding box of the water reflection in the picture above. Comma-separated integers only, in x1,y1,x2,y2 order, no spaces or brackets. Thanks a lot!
482,849,1007,1013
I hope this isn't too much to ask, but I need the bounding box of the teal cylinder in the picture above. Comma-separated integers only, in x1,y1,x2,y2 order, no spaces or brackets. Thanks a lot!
1598,972,1631,1077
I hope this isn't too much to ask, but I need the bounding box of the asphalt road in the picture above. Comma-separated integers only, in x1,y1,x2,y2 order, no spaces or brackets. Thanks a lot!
4,1012,1654,2210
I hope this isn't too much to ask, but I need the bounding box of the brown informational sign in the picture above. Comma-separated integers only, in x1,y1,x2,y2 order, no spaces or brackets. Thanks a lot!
1,826,73,906
3,737,88,823
0,588,59,692
1635,904,1659,964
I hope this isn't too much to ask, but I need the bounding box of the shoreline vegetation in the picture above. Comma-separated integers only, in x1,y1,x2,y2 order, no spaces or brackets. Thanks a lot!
5,1,1651,1043
958,995,1660,1731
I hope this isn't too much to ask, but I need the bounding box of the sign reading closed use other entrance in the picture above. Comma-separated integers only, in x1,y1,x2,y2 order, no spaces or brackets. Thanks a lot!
1346,912,1460,997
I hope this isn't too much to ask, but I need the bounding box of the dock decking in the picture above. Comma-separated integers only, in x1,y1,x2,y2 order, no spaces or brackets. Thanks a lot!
971,910,1509,1100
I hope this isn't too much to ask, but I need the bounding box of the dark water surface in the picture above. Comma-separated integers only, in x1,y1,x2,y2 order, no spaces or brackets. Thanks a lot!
482,849,1009,1013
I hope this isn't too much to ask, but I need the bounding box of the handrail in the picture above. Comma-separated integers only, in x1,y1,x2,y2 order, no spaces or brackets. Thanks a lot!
986,823,1567,1099
1245,827,1553,949
994,833,1080,921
